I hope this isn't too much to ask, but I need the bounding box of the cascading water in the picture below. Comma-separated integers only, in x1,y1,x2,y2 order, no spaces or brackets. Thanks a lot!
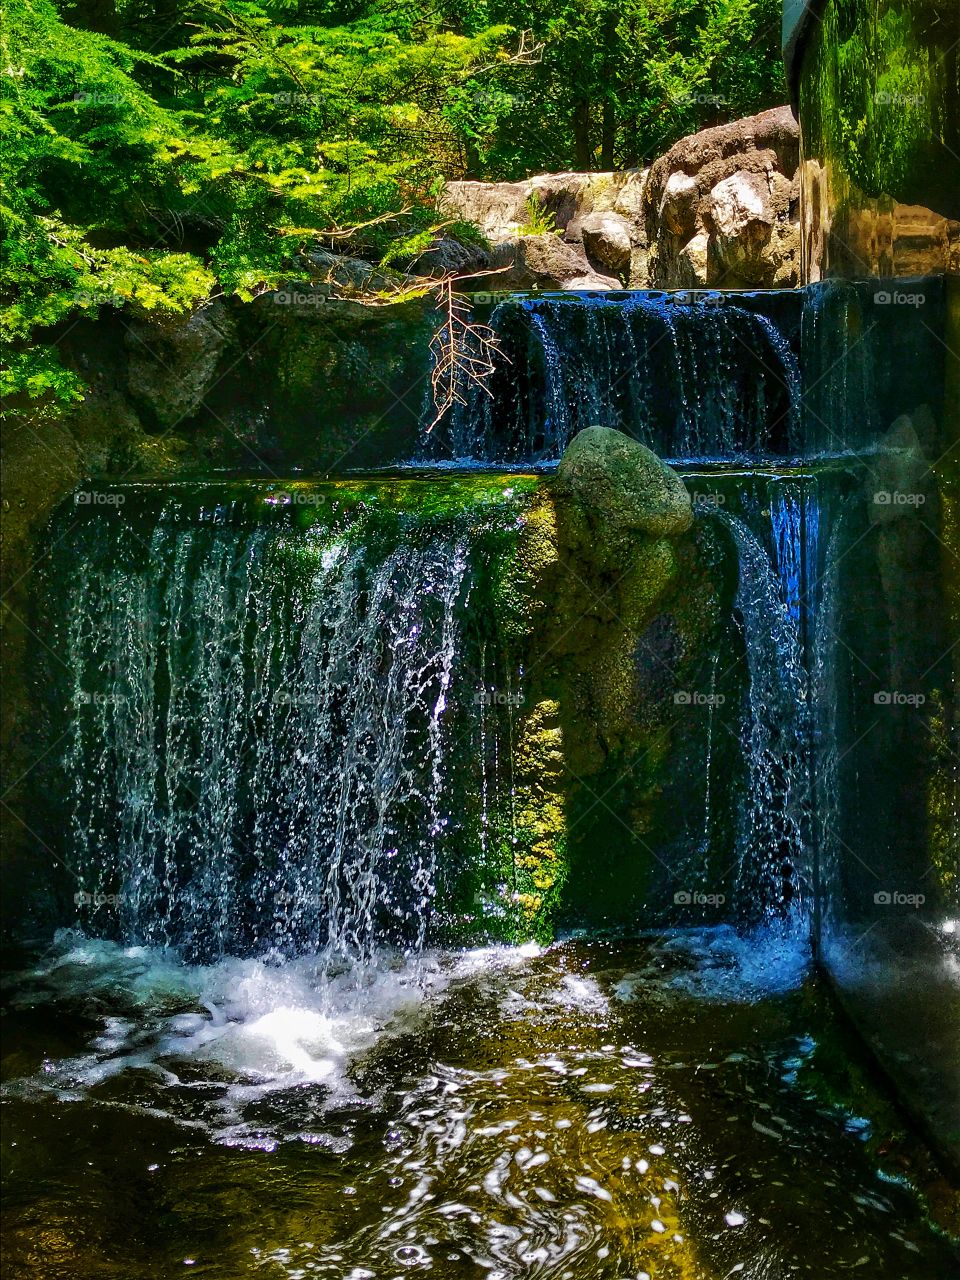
722,488,811,920
421,292,801,464
45,487,525,964
809,509,845,937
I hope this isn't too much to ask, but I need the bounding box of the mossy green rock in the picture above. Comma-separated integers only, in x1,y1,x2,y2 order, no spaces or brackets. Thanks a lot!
489,430,729,937
554,426,693,551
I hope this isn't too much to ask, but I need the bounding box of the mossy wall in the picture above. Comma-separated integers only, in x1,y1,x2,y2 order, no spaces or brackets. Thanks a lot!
796,0,960,281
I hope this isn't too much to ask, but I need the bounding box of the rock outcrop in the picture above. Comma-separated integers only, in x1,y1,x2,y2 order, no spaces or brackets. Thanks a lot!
125,301,236,430
643,106,800,288
443,170,649,290
441,107,800,290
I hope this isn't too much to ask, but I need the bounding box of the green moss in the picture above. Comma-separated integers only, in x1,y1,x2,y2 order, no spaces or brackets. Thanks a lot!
800,0,955,204
798,0,960,278
509,699,568,941
480,446,730,937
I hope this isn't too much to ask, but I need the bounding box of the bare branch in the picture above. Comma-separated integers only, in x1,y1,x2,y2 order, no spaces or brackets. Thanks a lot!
426,279,508,433
471,29,545,76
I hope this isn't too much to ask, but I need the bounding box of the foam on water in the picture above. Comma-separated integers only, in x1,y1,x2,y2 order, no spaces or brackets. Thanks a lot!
613,918,812,1005
5,927,954,1280
3,932,545,1148
4,923,810,1147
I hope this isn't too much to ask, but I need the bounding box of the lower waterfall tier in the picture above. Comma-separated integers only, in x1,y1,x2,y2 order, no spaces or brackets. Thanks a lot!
32,463,815,958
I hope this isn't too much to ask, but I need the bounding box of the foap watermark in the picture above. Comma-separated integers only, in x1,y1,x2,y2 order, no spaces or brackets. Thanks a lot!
874,890,925,907
72,691,128,707
469,90,525,109
674,889,726,906
671,91,727,107
264,490,327,507
873,289,925,307
668,291,724,309
674,690,726,707
874,90,925,106
873,690,926,707
692,492,726,511
873,490,925,507
273,889,325,908
273,92,323,108
74,490,125,506
74,90,126,106
274,289,327,308
272,690,322,707
74,890,123,909
474,688,524,708
74,289,125,308
469,290,513,305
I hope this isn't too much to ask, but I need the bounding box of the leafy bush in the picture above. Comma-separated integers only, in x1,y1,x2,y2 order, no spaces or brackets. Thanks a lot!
518,195,559,236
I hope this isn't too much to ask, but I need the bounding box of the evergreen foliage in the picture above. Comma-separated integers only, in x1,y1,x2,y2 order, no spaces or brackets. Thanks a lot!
1,0,785,419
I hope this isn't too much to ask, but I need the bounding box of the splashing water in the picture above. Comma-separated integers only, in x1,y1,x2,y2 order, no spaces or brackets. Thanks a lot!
723,506,810,920
4,930,954,1280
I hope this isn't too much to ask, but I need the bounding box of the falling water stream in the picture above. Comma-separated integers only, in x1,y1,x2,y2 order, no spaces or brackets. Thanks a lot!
723,494,810,921
421,293,801,464
60,514,469,962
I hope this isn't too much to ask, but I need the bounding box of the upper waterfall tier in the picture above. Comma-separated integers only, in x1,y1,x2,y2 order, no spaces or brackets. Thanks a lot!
420,291,802,465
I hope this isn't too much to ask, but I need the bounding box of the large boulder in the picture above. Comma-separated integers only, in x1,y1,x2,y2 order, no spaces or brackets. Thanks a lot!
643,106,800,288
397,235,491,280
441,108,800,291
503,427,728,935
677,232,711,286
554,426,693,550
659,171,700,239
706,170,776,275
486,235,620,291
579,211,633,273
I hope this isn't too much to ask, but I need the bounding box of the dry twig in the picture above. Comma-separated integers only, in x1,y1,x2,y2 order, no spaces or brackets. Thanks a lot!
426,279,508,433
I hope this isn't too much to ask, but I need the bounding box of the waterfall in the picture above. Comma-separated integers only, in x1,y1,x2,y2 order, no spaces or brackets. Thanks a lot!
723,502,810,921
422,293,801,464
52,497,498,963
770,482,805,624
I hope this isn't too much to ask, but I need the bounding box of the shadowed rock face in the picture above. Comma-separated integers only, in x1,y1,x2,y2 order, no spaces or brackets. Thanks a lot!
441,107,801,291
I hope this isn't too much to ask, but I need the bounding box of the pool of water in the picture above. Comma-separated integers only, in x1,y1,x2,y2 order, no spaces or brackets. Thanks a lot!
2,927,957,1279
